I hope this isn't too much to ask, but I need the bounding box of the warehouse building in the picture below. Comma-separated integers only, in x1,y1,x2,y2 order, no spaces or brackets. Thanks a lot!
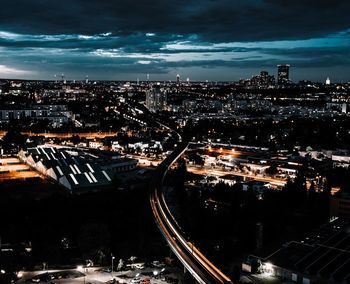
19,146,137,193
244,218,350,284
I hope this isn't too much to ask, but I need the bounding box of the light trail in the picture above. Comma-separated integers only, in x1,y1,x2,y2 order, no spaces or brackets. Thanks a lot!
150,140,234,284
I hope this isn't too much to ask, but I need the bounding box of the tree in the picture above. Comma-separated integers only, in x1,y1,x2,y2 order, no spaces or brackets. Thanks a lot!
117,259,125,271
1,129,27,153
265,164,278,175
77,221,111,265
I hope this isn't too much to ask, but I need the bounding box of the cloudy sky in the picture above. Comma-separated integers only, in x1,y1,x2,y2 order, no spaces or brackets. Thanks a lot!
0,0,349,81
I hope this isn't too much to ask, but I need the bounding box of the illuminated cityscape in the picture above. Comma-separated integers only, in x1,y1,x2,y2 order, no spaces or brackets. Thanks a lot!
0,1,350,284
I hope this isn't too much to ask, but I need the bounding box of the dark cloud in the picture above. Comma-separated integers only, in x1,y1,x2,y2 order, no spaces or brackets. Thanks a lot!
0,0,349,80
0,0,349,41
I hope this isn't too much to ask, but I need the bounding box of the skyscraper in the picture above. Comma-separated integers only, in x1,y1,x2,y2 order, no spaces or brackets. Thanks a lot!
176,74,180,85
146,84,167,113
277,64,290,85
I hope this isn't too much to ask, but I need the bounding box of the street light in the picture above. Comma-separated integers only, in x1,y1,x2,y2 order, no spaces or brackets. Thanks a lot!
111,255,115,279
77,265,85,284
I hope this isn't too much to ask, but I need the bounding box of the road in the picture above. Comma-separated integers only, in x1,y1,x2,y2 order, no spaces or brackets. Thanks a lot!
0,131,123,139
187,166,287,187
207,147,259,157
15,266,184,284
150,141,234,284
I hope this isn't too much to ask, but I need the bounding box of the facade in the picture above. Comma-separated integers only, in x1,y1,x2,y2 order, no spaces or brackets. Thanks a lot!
0,104,73,127
330,195,350,218
145,84,167,112
89,141,104,149
277,64,290,85
342,103,347,114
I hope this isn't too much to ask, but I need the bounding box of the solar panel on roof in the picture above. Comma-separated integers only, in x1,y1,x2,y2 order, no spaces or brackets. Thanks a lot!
102,170,111,181
86,163,94,173
69,174,79,185
69,165,77,174
84,172,93,183
89,172,97,183
56,166,63,176
74,164,81,174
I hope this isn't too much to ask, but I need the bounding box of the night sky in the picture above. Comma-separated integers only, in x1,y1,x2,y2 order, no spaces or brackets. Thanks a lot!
0,0,349,81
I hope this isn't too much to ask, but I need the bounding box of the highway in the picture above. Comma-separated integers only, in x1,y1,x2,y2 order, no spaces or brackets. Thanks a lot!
150,140,234,284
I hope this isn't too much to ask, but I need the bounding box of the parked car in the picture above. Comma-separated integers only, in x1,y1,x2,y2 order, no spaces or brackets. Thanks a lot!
131,277,141,283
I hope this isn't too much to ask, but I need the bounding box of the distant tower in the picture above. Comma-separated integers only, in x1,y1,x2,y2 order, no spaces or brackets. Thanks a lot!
137,78,140,85
326,77,331,85
277,64,290,85
85,75,89,84
54,74,57,83
186,77,190,84
176,74,180,85
147,74,150,82
61,73,66,84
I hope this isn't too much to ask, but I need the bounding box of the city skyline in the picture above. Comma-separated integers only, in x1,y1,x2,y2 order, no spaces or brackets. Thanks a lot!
0,0,350,81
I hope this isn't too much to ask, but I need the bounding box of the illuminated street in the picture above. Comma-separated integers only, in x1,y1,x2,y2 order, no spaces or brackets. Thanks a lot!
0,131,130,139
187,166,287,187
15,266,184,284
0,157,40,181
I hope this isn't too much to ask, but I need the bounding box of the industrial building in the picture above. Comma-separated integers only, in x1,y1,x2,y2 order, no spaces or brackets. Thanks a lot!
245,218,350,284
19,146,138,193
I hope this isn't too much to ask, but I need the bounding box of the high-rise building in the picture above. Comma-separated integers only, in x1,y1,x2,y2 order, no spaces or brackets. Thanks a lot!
277,64,290,85
249,71,275,88
342,103,347,114
326,77,331,85
146,84,167,112
176,74,180,85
